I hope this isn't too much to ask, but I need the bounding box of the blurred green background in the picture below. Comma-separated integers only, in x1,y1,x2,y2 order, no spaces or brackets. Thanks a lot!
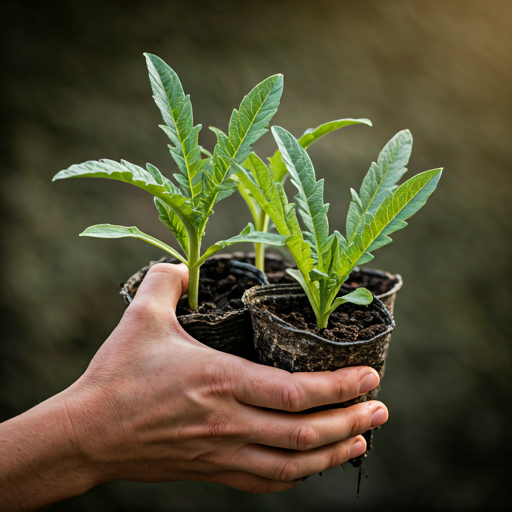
1,0,511,510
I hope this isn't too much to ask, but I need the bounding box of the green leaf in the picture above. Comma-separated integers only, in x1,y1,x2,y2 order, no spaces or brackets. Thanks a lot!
145,53,205,203
196,223,288,266
234,154,289,235
232,154,316,289
345,168,443,270
53,159,202,230
347,129,413,241
327,287,373,316
80,224,187,264
272,126,331,271
267,118,372,184
200,74,284,221
154,198,189,254
299,118,372,149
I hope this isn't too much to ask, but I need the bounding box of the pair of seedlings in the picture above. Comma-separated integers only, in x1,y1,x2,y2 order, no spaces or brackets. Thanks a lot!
53,54,442,330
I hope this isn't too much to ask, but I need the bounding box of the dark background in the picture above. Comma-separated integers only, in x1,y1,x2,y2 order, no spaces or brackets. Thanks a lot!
1,1,511,510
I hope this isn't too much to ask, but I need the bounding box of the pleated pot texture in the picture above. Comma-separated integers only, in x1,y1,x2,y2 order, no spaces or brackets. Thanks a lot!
243,282,395,466
121,255,268,359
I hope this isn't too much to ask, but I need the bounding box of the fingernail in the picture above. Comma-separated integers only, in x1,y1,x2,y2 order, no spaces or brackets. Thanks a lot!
371,407,387,427
359,372,379,394
349,439,366,459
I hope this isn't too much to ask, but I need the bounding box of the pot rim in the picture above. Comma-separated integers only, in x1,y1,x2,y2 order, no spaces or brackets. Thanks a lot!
351,266,403,300
243,283,395,348
121,254,268,323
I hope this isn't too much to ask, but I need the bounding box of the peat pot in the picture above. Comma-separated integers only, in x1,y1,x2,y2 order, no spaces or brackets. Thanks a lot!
243,282,395,465
121,255,268,359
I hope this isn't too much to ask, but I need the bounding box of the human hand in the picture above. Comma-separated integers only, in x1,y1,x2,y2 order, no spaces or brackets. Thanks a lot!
0,263,388,511
67,263,388,492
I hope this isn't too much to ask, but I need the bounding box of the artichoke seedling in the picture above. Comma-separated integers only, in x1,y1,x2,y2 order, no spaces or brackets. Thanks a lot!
53,54,287,310
236,118,372,271
233,127,442,329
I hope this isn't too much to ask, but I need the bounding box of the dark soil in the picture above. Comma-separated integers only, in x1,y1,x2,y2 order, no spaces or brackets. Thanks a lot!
122,256,264,316
346,269,398,296
175,259,261,316
263,298,388,342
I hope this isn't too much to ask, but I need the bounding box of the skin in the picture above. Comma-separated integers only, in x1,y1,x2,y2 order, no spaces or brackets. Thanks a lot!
0,263,388,511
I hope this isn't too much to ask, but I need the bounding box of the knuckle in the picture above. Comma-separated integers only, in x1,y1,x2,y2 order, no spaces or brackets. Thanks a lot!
289,423,318,451
273,459,300,482
279,381,308,412
204,417,230,438
347,408,366,437
203,412,241,440
124,301,160,325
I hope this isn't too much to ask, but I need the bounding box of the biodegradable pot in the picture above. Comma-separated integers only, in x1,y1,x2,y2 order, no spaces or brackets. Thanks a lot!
346,267,403,316
231,252,402,315
243,282,395,466
121,255,268,358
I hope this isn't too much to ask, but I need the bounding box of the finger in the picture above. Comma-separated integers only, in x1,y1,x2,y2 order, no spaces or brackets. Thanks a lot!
233,362,380,411
244,400,388,451
230,435,367,482
210,470,298,494
130,263,189,313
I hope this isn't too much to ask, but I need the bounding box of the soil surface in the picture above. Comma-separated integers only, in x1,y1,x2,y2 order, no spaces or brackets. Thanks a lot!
263,297,388,342
122,256,264,316
175,259,261,315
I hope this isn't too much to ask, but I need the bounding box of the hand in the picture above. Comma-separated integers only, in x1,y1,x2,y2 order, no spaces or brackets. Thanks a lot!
0,263,388,510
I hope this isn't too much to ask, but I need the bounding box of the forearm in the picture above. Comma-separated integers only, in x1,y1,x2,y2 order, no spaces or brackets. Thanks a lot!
0,390,96,511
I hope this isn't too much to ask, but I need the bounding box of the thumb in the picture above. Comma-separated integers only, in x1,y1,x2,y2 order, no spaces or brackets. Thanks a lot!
130,262,189,313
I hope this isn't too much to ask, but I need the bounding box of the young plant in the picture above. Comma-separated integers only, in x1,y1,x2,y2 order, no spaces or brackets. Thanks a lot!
52,54,288,310
236,118,372,271
233,127,442,329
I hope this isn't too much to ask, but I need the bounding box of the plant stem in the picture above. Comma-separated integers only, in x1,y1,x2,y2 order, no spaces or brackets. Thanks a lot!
187,233,201,310
187,264,200,310
254,212,270,272
316,313,329,330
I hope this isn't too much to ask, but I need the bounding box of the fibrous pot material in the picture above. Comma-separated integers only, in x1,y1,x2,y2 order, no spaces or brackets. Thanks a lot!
243,283,395,466
121,255,268,358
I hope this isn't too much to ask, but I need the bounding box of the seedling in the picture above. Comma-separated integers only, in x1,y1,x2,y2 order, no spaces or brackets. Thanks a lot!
53,54,287,310
236,118,372,271
233,127,442,329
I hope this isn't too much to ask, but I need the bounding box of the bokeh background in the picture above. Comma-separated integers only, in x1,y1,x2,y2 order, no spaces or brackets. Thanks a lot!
1,0,511,510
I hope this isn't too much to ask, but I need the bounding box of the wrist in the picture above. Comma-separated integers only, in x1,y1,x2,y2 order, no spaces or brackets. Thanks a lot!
0,389,101,510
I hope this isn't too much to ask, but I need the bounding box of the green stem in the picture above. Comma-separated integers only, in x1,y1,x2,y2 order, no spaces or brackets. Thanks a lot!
316,312,329,330
254,212,270,272
187,264,200,310
187,233,201,310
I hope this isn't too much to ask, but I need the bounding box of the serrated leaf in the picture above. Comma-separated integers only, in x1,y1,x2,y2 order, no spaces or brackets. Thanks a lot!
53,159,202,230
232,154,316,288
345,168,443,270
199,74,284,223
154,197,189,254
267,118,372,184
145,53,204,203
196,223,288,266
347,129,412,240
272,126,330,271
80,224,187,264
